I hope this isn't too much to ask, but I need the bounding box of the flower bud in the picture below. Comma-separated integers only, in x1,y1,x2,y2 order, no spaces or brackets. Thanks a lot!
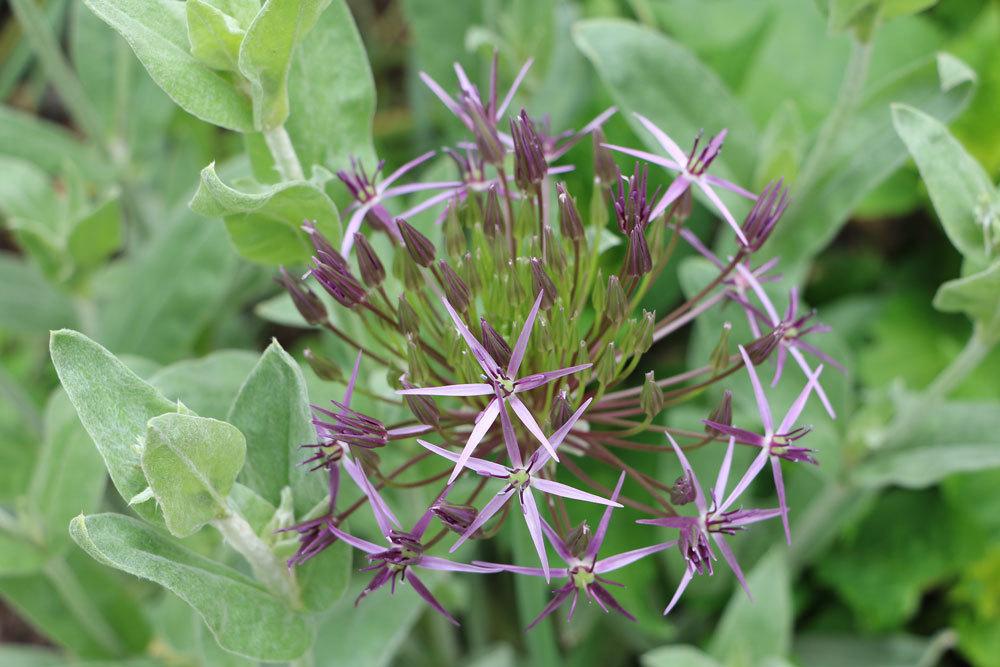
556,182,584,241
709,322,732,372
542,224,567,273
309,253,366,308
459,252,480,293
746,327,783,365
675,188,693,223
705,389,733,437
640,371,664,419
592,127,617,186
400,377,440,427
439,260,471,313
624,226,652,277
353,447,382,478
397,218,436,267
444,201,466,258
393,252,424,291
591,268,606,313
530,258,557,309
397,295,420,337
596,342,617,386
634,309,655,355
606,275,627,324
462,93,504,165
432,502,482,538
483,184,504,239
740,179,788,252
510,109,547,190
480,318,512,368
276,267,327,325
304,348,342,382
670,471,696,505
565,522,592,558
549,390,574,431
353,233,385,287
406,336,431,385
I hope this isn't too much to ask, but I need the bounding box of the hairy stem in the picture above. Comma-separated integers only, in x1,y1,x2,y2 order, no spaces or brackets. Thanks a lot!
264,125,306,181
214,511,300,608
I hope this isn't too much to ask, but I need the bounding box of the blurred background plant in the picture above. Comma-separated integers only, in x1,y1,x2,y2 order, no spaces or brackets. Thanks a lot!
0,0,998,666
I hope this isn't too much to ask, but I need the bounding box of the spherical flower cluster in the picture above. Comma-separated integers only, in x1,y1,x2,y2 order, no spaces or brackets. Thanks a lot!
278,55,840,626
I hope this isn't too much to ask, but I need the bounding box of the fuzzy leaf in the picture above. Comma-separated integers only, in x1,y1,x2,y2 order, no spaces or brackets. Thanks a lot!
70,513,312,661
227,340,323,515
66,194,123,271
49,330,176,519
933,260,1000,332
0,253,77,335
238,0,332,130
140,413,246,537
642,646,723,667
81,0,253,131
149,350,259,420
186,0,245,72
190,163,340,264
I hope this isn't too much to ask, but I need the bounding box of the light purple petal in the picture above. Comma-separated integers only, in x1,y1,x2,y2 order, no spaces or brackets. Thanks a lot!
397,383,493,397
602,143,682,171
530,397,593,472
413,485,451,539
720,448,769,513
514,363,592,392
704,173,757,200
380,181,463,198
419,71,470,128
663,567,694,615
539,517,575,563
380,150,436,190
418,555,499,574
738,345,773,434
415,436,508,478
326,524,383,555
772,457,791,545
343,350,363,408
679,228,725,270
340,200,377,256
520,488,550,582
508,291,545,377
440,296,501,377
735,263,780,324
398,187,465,220
594,540,677,574
771,344,789,388
496,58,533,119
448,398,501,484
636,516,698,530
789,346,836,419
548,106,618,160
497,397,523,469
633,113,690,166
508,395,559,463
388,424,434,438
472,562,565,578
530,478,621,507
342,456,399,537
696,179,750,246
777,364,824,434
451,487,515,553
585,471,626,561
712,533,751,599
406,571,459,626
794,339,846,374
666,433,706,514
713,437,736,508
725,507,784,527
650,174,692,220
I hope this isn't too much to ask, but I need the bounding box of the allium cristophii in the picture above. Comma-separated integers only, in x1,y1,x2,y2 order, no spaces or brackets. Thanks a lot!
277,54,838,627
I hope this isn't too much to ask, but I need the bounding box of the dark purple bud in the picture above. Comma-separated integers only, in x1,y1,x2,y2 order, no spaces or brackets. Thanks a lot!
592,127,617,186
336,157,381,203
613,164,659,233
309,247,366,308
556,182,584,241
483,184,504,239
310,401,387,450
397,295,420,336
606,275,626,324
640,371,663,418
397,218,436,267
746,327,783,365
529,258,557,309
549,390,573,431
439,260,471,313
685,129,727,176
670,471,696,505
353,233,385,287
480,318,512,368
304,221,342,262
740,179,788,252
461,93,505,165
565,522,592,558
705,389,733,437
353,447,382,478
431,502,481,537
401,377,440,427
624,226,652,277
276,267,327,325
510,109,547,191
303,348,342,382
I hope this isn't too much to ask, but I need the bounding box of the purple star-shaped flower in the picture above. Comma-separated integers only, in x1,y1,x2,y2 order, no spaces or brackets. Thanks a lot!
399,292,591,483
604,113,756,244
703,345,824,544
416,397,620,581
639,434,783,614
475,472,677,629
327,485,500,626
338,153,462,256
734,263,842,418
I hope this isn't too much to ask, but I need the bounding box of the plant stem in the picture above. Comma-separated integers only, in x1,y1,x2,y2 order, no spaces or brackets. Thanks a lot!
213,511,301,608
9,0,106,148
264,125,305,181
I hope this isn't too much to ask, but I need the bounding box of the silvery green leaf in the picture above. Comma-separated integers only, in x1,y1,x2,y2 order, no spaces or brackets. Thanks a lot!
933,260,1000,332
186,0,245,72
149,350,259,420
49,329,176,519
66,194,122,271
140,413,246,537
81,0,254,131
190,162,341,265
0,530,44,576
70,513,313,661
892,102,995,262
237,0,332,130
0,253,77,335
641,646,723,667
228,340,324,514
